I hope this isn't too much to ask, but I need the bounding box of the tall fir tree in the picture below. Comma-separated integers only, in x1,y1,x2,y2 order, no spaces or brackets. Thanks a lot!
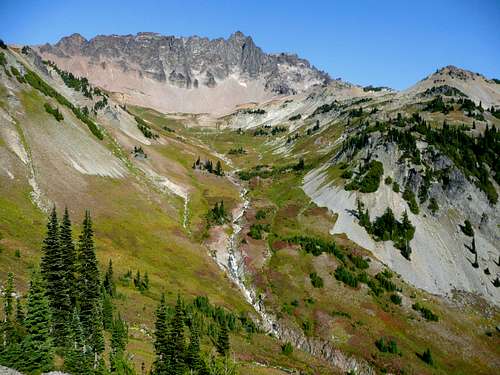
19,270,53,373
76,211,103,346
216,322,230,357
185,319,203,372
41,206,71,346
103,259,115,297
3,272,14,320
166,294,186,374
153,294,169,374
60,207,77,307
64,308,92,375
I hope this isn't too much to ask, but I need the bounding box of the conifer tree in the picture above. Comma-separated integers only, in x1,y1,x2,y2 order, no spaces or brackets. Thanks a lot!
153,294,169,374
64,308,92,375
110,315,134,374
76,211,103,344
216,322,230,357
15,297,24,326
60,207,77,306
166,294,186,374
102,291,114,330
3,272,14,320
41,206,71,345
19,270,53,373
103,259,115,297
186,320,203,372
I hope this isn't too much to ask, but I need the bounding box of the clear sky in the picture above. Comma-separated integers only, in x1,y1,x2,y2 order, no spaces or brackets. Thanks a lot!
2,0,499,89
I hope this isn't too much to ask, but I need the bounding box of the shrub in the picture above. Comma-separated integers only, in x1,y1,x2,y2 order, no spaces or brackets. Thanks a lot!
384,176,393,185
461,219,474,237
392,181,400,193
390,294,402,305
334,266,358,288
359,160,384,193
376,272,397,292
348,254,369,269
309,272,324,288
255,209,267,220
375,338,401,355
44,102,64,121
341,169,353,179
248,223,269,240
412,302,439,321
428,197,439,214
281,342,293,355
403,188,419,214
418,348,434,365
289,114,302,121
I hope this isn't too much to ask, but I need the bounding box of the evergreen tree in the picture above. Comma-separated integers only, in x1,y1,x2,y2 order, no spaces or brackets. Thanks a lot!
166,295,186,374
143,271,149,291
153,294,169,374
3,272,14,320
103,259,115,297
41,206,71,346
64,308,92,375
60,207,77,306
215,160,223,176
110,315,134,374
185,320,203,371
76,211,103,344
19,271,53,373
102,291,114,330
216,322,230,357
15,297,24,325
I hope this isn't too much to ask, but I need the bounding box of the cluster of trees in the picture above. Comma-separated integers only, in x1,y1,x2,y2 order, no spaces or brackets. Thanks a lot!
306,120,320,135
424,95,454,114
206,201,228,226
412,302,439,321
242,108,265,115
0,208,133,374
135,116,159,139
412,120,499,204
402,187,419,215
375,337,401,355
132,145,147,158
152,294,251,374
247,223,270,240
312,100,340,116
345,160,384,193
44,102,64,121
357,201,415,260
192,157,224,176
309,272,324,288
133,270,150,292
227,147,246,155
22,66,103,139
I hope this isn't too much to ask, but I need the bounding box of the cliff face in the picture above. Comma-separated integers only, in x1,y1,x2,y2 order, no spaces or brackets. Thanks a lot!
36,32,330,114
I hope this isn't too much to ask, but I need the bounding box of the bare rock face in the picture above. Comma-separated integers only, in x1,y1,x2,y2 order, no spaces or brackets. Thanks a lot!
36,32,330,114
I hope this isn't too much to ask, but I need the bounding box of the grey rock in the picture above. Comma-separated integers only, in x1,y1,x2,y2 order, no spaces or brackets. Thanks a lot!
37,31,329,93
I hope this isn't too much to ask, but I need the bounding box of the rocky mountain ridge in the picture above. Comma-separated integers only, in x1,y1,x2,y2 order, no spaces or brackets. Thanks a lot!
36,32,330,114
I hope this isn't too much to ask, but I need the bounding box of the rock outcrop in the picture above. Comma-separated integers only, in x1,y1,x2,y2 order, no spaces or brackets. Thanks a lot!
36,32,330,114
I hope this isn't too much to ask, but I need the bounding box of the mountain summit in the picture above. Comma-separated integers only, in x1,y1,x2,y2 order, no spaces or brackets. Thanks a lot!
36,32,330,114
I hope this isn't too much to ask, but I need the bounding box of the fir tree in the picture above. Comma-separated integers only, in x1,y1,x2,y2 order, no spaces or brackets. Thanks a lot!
102,291,114,330
76,211,103,344
41,206,71,346
19,270,53,373
3,272,14,320
216,322,230,357
185,320,202,371
64,308,92,375
166,295,186,374
103,259,115,297
60,207,77,306
110,315,133,374
15,297,24,325
153,294,169,374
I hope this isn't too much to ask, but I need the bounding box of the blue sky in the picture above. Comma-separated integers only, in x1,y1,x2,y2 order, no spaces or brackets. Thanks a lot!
2,0,499,89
